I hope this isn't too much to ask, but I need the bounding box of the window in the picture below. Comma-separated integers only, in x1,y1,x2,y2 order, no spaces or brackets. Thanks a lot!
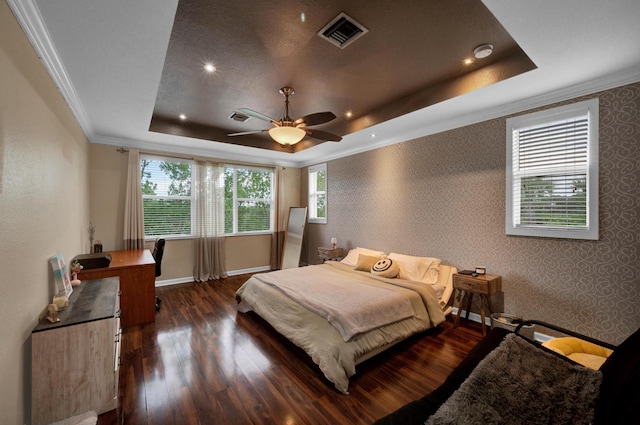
141,158,274,237
141,155,193,238
506,98,599,240
308,163,327,224
224,165,274,234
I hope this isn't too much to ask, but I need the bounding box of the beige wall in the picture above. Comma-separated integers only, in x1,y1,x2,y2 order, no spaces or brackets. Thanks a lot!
225,234,272,271
89,144,301,280
89,145,128,252
305,83,640,345
0,3,91,424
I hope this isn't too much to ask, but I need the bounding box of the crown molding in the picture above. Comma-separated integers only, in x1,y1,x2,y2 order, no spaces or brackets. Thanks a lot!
92,134,302,168
9,0,640,170
298,67,640,168
8,0,95,138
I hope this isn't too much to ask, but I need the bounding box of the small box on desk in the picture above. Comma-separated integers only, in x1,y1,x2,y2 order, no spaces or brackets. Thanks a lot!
72,252,112,270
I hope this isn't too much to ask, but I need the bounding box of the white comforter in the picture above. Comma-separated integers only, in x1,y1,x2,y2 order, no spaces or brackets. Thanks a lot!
235,261,446,393
252,265,416,341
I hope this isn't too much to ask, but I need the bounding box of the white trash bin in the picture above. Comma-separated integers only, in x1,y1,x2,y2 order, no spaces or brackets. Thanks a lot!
490,313,535,340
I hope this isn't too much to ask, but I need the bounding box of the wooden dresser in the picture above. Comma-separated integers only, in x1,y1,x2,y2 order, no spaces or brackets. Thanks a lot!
31,277,121,425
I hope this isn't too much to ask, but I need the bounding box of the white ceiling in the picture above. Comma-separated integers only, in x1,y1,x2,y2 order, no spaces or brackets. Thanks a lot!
9,0,640,167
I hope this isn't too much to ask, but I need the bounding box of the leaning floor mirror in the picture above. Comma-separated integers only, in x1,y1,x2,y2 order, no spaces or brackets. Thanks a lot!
281,207,307,269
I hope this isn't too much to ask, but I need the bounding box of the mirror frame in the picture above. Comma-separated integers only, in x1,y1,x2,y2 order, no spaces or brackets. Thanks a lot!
281,207,307,269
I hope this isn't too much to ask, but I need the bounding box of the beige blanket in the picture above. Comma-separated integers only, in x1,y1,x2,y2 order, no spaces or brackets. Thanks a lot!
235,262,446,393
253,265,415,341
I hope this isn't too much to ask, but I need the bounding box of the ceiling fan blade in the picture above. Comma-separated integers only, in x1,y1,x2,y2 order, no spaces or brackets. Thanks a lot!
238,108,278,124
304,128,342,142
295,111,336,127
227,129,268,136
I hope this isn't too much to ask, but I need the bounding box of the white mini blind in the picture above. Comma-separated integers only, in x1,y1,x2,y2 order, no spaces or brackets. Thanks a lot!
308,163,327,224
506,98,599,240
224,165,274,234
514,116,588,228
141,156,193,237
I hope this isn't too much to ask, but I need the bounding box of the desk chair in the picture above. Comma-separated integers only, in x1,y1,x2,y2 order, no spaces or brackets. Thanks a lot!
152,238,165,311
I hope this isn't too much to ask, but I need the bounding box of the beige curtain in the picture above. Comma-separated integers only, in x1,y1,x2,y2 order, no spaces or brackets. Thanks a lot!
270,165,286,270
123,148,145,249
192,160,227,281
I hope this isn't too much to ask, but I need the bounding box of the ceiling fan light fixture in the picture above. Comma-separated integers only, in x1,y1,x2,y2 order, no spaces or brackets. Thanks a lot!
268,126,306,145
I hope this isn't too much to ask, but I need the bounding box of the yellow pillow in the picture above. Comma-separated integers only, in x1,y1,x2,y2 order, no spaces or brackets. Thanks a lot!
542,337,613,370
567,353,609,370
354,254,379,272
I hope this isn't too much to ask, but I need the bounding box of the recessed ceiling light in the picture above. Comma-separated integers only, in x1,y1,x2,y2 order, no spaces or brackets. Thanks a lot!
463,58,474,65
345,111,353,118
473,44,493,59
370,133,376,138
204,63,216,73
179,114,187,120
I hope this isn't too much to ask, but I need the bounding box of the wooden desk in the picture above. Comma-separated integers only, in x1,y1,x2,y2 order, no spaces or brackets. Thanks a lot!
78,249,155,327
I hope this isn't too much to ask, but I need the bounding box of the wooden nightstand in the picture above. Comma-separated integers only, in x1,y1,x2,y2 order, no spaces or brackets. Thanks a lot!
317,246,343,262
452,273,502,336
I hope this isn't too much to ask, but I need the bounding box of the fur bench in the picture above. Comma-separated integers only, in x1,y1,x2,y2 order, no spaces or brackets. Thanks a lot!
374,322,640,425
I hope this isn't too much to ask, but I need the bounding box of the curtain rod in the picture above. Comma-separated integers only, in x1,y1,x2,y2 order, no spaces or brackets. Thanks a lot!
115,147,281,169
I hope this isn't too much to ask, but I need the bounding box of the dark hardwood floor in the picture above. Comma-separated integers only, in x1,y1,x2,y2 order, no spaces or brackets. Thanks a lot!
98,273,483,425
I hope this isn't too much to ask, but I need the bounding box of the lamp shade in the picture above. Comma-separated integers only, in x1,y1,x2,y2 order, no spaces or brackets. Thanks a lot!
268,126,306,145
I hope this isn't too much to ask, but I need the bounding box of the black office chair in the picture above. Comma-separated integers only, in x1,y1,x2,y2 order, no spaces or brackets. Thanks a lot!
152,238,165,311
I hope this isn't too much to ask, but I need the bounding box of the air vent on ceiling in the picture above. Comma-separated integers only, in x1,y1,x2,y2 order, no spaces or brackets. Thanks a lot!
228,111,250,123
318,12,368,49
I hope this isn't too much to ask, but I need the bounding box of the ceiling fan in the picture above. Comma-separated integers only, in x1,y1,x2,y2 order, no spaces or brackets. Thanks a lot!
228,87,342,146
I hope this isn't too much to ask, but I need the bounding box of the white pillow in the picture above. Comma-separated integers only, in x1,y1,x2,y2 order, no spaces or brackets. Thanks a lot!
341,247,386,267
370,258,399,278
387,252,441,284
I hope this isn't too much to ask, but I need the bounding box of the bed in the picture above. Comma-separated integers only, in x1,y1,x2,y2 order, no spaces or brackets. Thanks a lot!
374,321,640,425
235,249,456,393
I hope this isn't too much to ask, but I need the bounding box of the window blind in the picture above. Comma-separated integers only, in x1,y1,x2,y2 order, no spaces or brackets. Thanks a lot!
141,156,193,237
143,198,191,236
308,163,327,223
224,166,274,234
512,115,589,229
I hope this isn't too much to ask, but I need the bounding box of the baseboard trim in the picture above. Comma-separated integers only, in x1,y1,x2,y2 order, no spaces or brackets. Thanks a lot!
155,266,271,287
155,277,194,287
226,266,271,276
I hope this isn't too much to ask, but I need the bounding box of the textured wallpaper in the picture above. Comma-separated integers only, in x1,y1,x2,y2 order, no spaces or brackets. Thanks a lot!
306,82,640,345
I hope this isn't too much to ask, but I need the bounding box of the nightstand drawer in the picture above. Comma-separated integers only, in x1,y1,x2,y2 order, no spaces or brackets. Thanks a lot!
453,274,501,295
317,246,343,261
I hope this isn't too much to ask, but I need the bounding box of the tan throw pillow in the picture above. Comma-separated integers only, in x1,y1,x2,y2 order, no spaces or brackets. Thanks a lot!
340,247,386,266
354,254,379,272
